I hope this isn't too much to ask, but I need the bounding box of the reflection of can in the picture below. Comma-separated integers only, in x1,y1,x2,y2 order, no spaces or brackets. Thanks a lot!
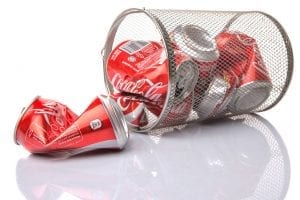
229,43,272,113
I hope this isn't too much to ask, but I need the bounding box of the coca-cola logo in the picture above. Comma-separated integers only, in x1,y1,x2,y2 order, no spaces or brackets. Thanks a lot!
114,95,145,124
116,96,132,111
111,74,166,101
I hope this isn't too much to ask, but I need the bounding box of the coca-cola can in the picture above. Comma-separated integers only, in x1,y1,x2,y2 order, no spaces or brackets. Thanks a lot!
145,91,194,124
216,31,255,80
173,49,199,102
212,70,238,115
14,95,129,155
229,43,272,112
141,48,198,118
14,96,78,147
214,31,273,113
171,24,220,109
107,39,198,120
194,74,233,120
172,24,219,62
106,40,168,102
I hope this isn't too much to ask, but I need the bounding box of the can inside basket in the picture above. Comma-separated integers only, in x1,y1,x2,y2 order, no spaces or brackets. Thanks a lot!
102,8,293,131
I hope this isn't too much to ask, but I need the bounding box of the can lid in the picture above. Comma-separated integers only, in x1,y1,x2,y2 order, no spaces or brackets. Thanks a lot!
99,94,129,149
195,75,229,120
13,96,41,145
173,25,219,62
175,59,199,102
230,81,272,113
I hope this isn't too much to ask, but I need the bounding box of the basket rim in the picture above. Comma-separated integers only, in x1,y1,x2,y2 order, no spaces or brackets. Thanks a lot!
256,11,294,112
102,8,176,132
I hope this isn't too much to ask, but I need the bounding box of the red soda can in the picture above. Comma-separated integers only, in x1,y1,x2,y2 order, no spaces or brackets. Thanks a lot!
171,24,219,81
106,40,168,102
172,24,219,63
14,96,78,151
110,93,148,128
215,31,255,79
214,31,272,113
212,70,238,116
140,48,198,118
229,43,272,112
171,24,221,118
107,39,198,119
144,91,194,124
172,49,199,102
14,95,129,155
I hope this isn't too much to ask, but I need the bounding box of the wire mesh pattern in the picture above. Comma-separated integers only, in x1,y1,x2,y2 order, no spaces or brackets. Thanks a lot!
103,8,293,131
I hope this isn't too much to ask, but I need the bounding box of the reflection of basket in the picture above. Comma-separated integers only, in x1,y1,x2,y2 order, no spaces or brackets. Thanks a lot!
103,9,293,131
147,114,290,200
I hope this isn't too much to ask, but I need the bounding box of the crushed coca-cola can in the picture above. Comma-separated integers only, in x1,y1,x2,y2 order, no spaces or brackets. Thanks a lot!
172,24,219,62
145,91,194,124
173,49,199,102
229,43,272,112
213,70,238,115
171,24,218,79
171,24,220,112
14,95,129,156
107,39,198,120
106,40,168,102
140,48,198,120
216,31,272,113
194,74,232,120
171,24,223,119
110,93,148,128
14,96,78,148
216,31,253,79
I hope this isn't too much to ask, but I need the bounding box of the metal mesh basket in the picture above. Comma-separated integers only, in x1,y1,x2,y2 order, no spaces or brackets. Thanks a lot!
102,8,293,131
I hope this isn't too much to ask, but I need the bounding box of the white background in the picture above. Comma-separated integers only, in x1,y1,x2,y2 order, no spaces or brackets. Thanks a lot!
0,0,299,199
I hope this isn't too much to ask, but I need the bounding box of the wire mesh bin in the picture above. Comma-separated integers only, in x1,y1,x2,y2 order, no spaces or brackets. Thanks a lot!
102,8,293,131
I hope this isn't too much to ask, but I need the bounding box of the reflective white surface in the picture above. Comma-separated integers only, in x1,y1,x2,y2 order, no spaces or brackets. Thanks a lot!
15,115,290,200
1,0,299,199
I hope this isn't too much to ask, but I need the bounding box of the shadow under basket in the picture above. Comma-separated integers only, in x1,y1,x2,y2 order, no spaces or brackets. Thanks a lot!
102,8,293,132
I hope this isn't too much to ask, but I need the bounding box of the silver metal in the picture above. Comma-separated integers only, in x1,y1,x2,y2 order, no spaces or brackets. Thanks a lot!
103,8,293,131
174,59,199,102
99,95,129,149
229,81,272,113
173,24,219,61
214,86,236,116
195,75,229,120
